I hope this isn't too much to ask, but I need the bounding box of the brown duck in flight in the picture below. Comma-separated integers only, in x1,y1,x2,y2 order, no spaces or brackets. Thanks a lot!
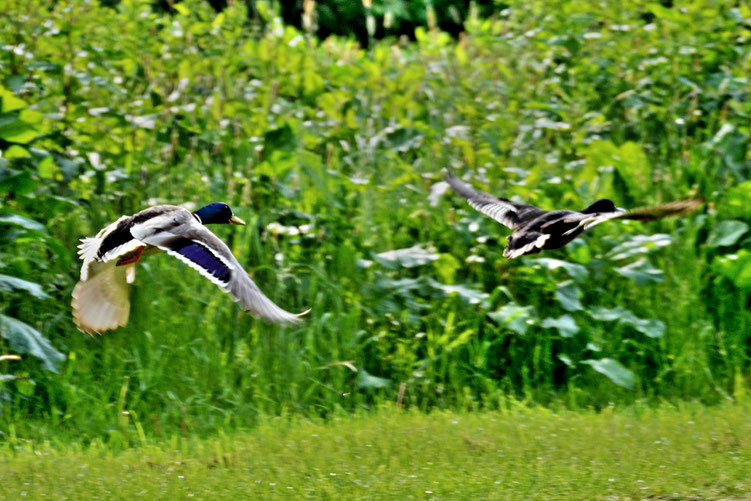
446,173,702,259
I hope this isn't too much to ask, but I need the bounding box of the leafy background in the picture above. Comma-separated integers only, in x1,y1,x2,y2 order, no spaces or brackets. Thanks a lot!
1,0,750,443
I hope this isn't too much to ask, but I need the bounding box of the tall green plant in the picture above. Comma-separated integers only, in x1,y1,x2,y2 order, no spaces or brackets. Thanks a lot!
0,0,749,442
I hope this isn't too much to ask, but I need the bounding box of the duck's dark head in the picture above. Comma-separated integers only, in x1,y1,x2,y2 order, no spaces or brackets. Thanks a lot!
582,199,622,214
193,202,245,225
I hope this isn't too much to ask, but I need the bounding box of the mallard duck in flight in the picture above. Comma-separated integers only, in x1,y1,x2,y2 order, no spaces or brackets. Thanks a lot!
72,202,307,334
446,173,702,259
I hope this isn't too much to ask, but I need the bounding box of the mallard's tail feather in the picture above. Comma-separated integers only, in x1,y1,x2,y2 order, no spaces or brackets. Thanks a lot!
72,263,133,335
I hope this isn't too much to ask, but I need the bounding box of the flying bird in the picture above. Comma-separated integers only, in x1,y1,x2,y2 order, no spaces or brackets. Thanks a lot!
446,173,702,259
72,202,307,334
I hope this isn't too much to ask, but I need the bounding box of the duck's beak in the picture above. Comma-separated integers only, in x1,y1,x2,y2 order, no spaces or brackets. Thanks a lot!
229,215,246,225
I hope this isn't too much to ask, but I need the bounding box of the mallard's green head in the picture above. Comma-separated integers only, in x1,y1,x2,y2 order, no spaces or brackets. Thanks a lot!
193,202,245,225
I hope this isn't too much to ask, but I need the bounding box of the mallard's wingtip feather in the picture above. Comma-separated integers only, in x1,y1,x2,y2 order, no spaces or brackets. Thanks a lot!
285,307,312,323
260,306,310,325
296,307,312,317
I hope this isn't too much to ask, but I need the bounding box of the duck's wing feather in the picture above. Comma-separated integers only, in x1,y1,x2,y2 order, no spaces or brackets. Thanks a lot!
77,206,181,281
572,198,703,233
130,209,306,324
78,215,143,281
445,173,545,230
609,198,703,222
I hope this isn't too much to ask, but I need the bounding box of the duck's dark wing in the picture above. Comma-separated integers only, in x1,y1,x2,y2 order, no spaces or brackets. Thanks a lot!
130,209,306,325
611,198,703,222
445,173,544,230
576,198,703,232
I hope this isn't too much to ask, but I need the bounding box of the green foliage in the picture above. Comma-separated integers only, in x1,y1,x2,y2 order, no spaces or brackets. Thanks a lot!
706,220,748,248
581,358,636,389
0,0,749,443
0,315,65,373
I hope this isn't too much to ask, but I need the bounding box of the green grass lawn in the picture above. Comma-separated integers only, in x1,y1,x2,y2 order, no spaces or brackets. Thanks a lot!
2,403,750,500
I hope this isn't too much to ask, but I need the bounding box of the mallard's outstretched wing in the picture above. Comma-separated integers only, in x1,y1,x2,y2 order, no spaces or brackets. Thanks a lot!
445,173,545,230
130,208,307,324
612,198,704,222
574,198,704,233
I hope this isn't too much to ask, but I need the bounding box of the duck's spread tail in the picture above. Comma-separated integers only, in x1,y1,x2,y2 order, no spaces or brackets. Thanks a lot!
72,262,134,335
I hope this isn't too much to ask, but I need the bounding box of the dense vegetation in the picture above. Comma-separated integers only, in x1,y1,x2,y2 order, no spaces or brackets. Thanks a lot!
1,0,750,443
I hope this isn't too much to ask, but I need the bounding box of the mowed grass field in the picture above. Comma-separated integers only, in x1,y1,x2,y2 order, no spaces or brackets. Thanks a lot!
2,403,750,500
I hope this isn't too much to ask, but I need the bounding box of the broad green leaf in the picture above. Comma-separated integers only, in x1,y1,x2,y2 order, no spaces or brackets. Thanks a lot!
3,145,29,158
558,354,574,368
582,358,635,389
37,156,58,179
555,281,583,311
432,283,489,306
0,87,26,112
5,75,24,92
708,123,747,176
212,12,225,28
0,117,38,144
0,213,47,233
528,258,588,282
487,303,535,335
706,220,748,248
541,314,579,337
375,245,439,269
586,342,602,352
589,306,665,338
19,108,44,124
173,3,190,15
607,234,673,260
0,314,65,373
0,274,49,299
356,369,390,389
614,258,664,285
